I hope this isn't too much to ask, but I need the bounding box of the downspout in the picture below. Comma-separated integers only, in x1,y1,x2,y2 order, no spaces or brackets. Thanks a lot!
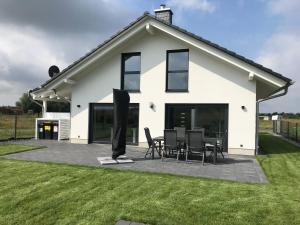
255,81,294,155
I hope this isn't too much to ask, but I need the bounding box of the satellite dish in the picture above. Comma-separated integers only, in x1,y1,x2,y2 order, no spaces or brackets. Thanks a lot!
48,65,60,78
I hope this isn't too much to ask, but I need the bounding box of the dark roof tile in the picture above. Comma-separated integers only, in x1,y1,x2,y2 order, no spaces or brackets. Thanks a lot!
32,13,292,92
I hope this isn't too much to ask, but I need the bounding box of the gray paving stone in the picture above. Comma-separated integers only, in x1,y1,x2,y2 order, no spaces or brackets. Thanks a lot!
115,220,145,225
3,139,268,183
130,222,146,225
115,220,131,225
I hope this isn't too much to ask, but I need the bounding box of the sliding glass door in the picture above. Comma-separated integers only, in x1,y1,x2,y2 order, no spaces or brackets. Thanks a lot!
165,104,228,151
89,103,139,144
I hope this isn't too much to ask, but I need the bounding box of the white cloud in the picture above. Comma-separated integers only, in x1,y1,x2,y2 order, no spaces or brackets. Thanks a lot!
0,24,69,105
0,80,13,91
257,0,300,113
0,25,67,73
257,31,300,113
267,0,300,17
257,32,300,79
166,0,216,13
0,0,138,106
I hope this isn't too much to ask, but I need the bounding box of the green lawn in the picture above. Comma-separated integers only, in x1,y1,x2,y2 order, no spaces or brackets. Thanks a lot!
0,114,38,140
0,144,44,156
259,120,273,132
0,134,299,225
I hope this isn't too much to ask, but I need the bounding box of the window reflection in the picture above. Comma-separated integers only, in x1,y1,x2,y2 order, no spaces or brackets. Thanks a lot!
91,104,139,144
165,104,228,151
167,50,189,91
122,53,141,91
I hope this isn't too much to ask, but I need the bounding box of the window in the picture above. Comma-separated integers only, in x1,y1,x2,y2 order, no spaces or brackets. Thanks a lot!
89,103,139,144
166,49,189,91
165,104,228,152
121,53,141,91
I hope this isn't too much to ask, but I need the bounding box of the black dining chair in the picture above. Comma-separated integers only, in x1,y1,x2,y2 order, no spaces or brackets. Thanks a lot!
174,127,186,140
186,130,206,165
163,129,180,160
174,127,186,158
216,138,225,158
206,138,225,161
193,128,205,139
144,127,160,158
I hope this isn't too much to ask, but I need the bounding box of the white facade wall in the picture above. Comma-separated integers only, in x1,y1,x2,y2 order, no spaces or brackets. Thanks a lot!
43,112,70,120
70,32,256,155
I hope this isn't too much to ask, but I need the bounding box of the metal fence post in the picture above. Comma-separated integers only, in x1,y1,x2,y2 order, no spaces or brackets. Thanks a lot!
296,123,298,143
14,114,17,140
287,122,289,138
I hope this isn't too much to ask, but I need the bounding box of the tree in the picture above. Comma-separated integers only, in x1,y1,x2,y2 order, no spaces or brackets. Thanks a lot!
15,93,42,113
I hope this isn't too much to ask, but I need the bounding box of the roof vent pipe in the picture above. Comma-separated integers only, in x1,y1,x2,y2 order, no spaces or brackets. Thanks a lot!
154,4,173,24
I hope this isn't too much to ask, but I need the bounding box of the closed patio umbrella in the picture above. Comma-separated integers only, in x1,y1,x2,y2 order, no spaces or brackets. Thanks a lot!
112,89,130,159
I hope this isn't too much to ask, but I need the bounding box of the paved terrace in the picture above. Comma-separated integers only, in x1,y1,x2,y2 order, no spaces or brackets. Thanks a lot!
3,140,267,183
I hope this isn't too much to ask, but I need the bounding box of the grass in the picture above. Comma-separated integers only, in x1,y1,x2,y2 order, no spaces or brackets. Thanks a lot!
0,134,299,225
259,119,300,141
0,144,45,156
279,120,300,142
0,114,38,140
259,120,273,132
283,118,300,123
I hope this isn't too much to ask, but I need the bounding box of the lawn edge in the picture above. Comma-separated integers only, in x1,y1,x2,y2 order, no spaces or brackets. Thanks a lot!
0,145,47,156
0,157,264,185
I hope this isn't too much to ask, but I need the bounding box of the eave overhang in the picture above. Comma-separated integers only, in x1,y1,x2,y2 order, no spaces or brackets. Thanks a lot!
31,13,293,99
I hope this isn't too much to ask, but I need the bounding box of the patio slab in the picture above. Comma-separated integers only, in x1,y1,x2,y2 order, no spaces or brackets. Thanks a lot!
3,139,268,183
115,220,145,225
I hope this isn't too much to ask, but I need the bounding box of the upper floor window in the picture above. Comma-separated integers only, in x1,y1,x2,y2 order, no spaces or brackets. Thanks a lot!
121,52,141,92
166,49,189,92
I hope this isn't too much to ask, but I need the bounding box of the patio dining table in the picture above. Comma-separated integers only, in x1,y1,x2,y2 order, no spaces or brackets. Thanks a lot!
151,136,217,164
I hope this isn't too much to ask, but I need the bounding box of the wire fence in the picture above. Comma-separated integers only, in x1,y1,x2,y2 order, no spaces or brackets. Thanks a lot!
273,120,300,143
0,113,39,141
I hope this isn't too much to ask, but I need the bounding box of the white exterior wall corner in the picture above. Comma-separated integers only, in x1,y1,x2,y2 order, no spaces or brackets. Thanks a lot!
70,30,257,155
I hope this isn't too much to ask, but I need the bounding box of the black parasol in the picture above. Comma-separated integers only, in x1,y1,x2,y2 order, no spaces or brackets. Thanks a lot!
112,89,130,159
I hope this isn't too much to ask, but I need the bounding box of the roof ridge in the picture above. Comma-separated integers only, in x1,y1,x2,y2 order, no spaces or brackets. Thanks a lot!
32,12,292,92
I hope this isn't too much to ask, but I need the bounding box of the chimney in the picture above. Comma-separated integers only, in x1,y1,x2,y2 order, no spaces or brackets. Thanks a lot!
154,4,173,24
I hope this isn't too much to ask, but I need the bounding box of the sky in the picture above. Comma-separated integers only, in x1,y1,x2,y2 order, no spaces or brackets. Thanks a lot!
0,0,299,113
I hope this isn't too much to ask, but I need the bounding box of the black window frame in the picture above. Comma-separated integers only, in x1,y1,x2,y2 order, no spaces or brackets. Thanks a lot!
164,103,228,152
166,49,189,92
88,103,140,145
121,52,141,92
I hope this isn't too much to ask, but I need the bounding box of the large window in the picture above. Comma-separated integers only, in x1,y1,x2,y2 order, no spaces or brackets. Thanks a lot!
165,104,228,151
166,49,189,91
89,103,139,144
121,53,141,91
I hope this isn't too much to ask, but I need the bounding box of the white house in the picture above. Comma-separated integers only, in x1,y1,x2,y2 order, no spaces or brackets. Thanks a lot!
30,5,293,156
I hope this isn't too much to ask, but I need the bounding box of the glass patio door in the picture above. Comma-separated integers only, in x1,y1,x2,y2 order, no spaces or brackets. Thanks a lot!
91,104,113,143
165,104,228,151
191,105,227,139
89,103,139,144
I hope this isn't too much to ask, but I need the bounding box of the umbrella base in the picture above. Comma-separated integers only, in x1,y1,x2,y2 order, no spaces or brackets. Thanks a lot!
97,156,133,165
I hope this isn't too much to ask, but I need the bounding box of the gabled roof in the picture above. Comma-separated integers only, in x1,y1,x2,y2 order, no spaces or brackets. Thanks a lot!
32,12,292,92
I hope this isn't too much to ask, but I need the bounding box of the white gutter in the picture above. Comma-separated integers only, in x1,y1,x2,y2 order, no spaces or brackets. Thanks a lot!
255,81,294,155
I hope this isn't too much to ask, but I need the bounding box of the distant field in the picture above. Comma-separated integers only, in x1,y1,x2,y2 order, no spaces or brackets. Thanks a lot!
259,118,300,132
282,118,300,123
259,120,273,132
0,114,38,140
